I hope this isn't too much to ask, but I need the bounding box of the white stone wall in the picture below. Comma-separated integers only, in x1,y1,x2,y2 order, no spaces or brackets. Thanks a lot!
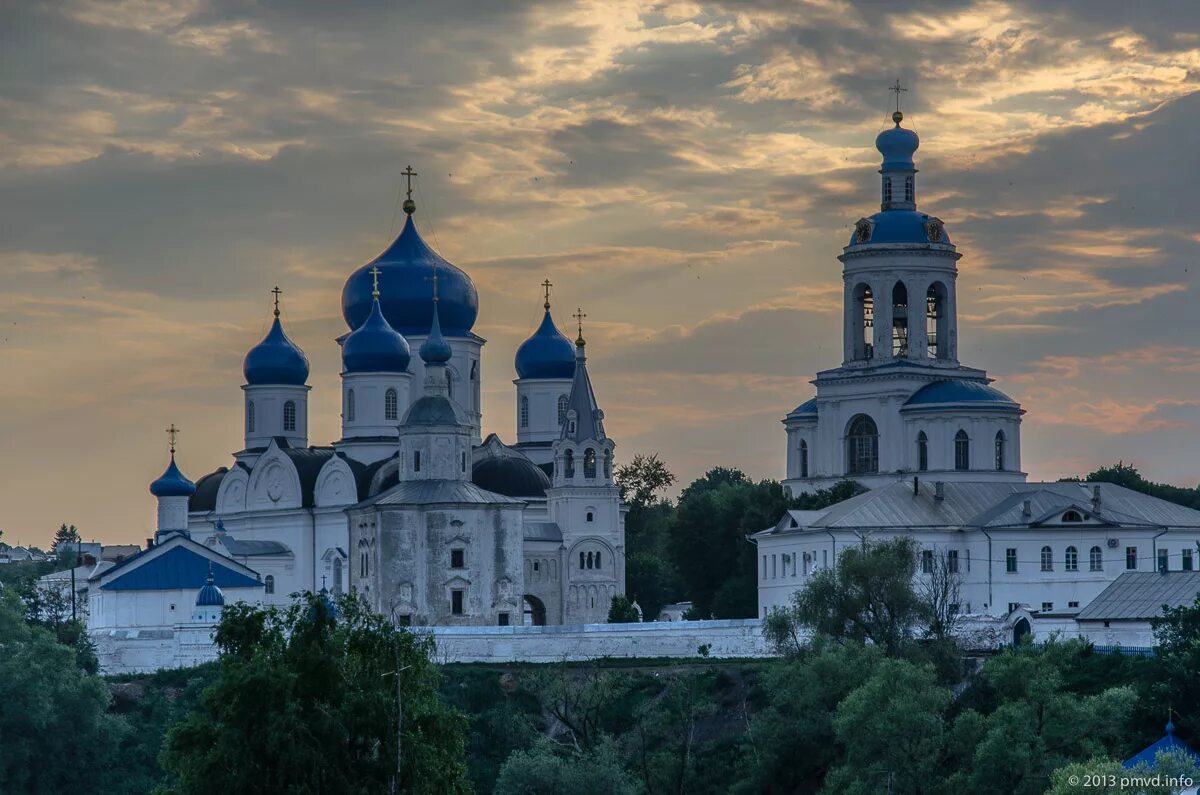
514,377,573,446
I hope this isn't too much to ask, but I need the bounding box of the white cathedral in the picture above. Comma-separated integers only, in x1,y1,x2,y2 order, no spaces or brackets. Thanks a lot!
89,187,626,653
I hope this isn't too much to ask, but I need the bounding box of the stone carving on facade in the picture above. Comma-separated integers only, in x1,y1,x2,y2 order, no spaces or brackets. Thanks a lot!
854,218,873,243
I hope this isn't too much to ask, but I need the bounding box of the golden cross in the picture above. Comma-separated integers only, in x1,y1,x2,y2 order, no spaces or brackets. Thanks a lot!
402,165,418,200
271,285,282,318
541,278,553,310
370,265,381,299
166,423,179,454
572,307,586,343
889,79,908,113
424,267,439,303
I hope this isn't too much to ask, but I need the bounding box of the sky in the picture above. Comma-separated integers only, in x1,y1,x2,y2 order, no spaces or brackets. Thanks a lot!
3,0,1200,549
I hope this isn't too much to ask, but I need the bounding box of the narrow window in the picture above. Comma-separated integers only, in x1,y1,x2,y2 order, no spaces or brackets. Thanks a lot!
1158,549,1169,573
799,440,809,478
926,284,945,359
772,554,777,578
855,284,874,360
954,429,970,471
283,401,296,432
498,612,510,626
882,177,892,206
519,395,529,428
1126,546,1138,570
846,415,879,475
563,450,575,479
1006,548,1017,573
264,575,275,595
994,431,1006,471
333,558,343,594
557,395,569,426
583,448,597,478
917,432,928,472
1040,546,1053,572
1065,546,1078,572
414,450,421,473
595,551,602,568
1184,549,1194,571
450,549,465,569
891,282,908,358
603,450,612,479
461,451,466,473
451,589,464,615
586,511,594,522
385,388,398,421
948,550,959,573
247,400,255,433
586,551,594,569
446,371,453,399
1090,546,1103,572
346,389,355,422
580,552,586,570
921,549,933,574
904,175,914,203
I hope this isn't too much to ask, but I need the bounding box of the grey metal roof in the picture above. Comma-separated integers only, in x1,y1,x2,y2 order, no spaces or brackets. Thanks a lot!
402,395,467,427
762,481,1200,535
362,479,527,507
1076,572,1200,621
220,538,292,556
524,522,563,542
560,348,605,443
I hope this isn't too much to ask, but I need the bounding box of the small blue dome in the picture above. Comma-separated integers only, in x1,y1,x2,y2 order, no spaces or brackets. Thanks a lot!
342,297,411,373
515,309,576,379
195,571,225,607
904,380,1019,408
419,303,453,364
847,211,952,247
150,455,197,497
789,397,818,416
876,123,919,170
244,316,309,385
342,215,478,336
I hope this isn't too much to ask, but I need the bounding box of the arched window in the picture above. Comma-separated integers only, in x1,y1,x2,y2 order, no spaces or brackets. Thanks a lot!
603,450,612,479
586,552,594,569
586,511,594,522
1065,546,1078,572
247,400,255,433
519,395,529,428
917,432,928,472
595,551,602,569
583,448,597,478
892,281,908,358
579,551,586,570
1090,546,1103,572
846,415,879,475
926,283,947,359
1062,510,1083,523
332,558,343,594
557,395,569,426
359,540,370,578
563,450,575,479
853,284,874,360
283,401,296,432
994,430,1006,471
384,388,398,421
264,575,275,595
799,440,809,478
346,389,355,422
1040,546,1053,572
954,430,970,471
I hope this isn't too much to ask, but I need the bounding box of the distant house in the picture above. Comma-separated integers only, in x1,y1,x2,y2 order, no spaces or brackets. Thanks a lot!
1075,571,1200,649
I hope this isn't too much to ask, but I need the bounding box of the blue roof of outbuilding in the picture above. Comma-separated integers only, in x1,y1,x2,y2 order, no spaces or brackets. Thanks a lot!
515,308,576,379
847,210,951,247
150,455,196,497
904,380,1019,408
244,316,309,385
1124,721,1200,769
102,546,262,592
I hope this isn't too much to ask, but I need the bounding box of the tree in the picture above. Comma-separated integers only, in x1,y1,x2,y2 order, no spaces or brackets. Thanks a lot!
615,453,676,510
159,592,470,794
919,549,963,642
0,590,127,794
1151,596,1200,738
523,665,632,752
1047,751,1200,795
772,536,928,655
792,480,865,510
51,523,80,554
494,739,637,795
625,551,681,622
629,671,715,795
607,594,640,623
1062,461,1200,511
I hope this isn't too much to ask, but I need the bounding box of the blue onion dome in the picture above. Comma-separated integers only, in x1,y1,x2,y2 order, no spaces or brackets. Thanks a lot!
419,302,453,364
195,571,225,607
150,455,197,497
342,214,479,336
244,315,309,385
342,296,411,373
876,112,919,170
515,307,576,379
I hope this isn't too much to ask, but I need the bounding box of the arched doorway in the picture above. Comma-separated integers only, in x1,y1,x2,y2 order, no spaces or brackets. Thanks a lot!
1013,618,1031,648
523,595,547,626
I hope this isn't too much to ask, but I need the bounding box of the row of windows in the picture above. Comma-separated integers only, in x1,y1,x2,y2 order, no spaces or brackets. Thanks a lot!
579,550,603,570
762,550,829,580
1002,545,1196,573
832,415,1007,476
882,175,915,205
519,395,570,428
560,448,612,480
246,400,298,433
344,388,399,423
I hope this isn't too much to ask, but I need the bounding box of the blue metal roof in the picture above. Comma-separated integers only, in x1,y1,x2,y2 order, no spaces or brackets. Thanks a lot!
904,380,1018,408
848,210,951,247
150,455,196,497
341,214,478,336
341,296,411,374
102,546,262,592
515,308,576,379
195,571,225,606
419,302,454,364
244,315,309,385
790,397,818,415
1124,721,1200,769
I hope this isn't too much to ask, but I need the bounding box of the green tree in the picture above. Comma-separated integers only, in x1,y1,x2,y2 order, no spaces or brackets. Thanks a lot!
158,592,470,794
769,536,928,655
494,738,637,795
1063,461,1200,510
51,523,80,554
615,453,677,510
1152,596,1200,738
625,551,681,622
607,594,641,623
1047,750,1200,795
0,590,127,794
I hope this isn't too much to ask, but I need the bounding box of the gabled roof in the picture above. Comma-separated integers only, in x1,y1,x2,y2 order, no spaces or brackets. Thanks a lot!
93,535,262,593
361,479,526,507
1076,572,1200,622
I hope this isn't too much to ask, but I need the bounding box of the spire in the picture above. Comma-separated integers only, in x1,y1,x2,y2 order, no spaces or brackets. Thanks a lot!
419,266,453,366
560,327,605,443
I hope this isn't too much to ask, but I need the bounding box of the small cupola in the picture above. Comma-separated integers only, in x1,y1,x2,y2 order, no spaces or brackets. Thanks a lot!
243,287,309,386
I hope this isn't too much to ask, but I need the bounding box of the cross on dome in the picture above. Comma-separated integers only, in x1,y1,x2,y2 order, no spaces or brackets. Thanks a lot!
542,278,553,310
889,79,908,125
166,423,180,454
271,285,282,318
401,165,418,215
573,307,587,347
370,265,382,299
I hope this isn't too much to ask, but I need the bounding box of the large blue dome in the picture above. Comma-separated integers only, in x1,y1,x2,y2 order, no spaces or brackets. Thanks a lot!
244,316,309,385
515,309,576,379
342,215,478,337
847,210,952,247
876,123,919,170
342,297,411,373
150,455,196,497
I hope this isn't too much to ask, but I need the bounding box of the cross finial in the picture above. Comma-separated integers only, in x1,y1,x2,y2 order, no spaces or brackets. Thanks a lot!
424,267,439,303
321,575,327,590
541,278,553,310
889,79,908,123
370,265,382,299
166,423,179,455
271,285,282,318
572,307,587,346
401,165,418,215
